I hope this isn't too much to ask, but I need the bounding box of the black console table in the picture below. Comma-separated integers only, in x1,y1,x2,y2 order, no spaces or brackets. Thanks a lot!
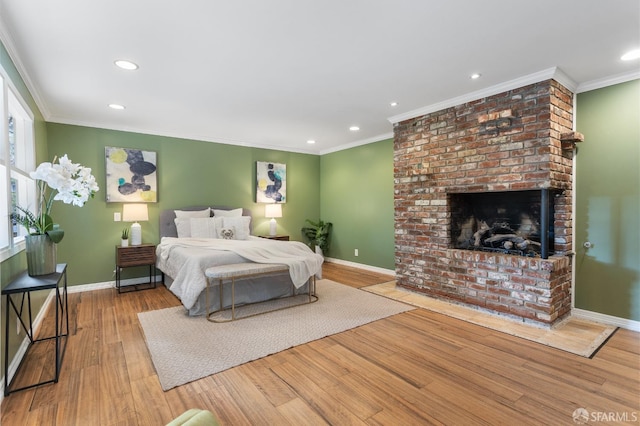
2,263,69,396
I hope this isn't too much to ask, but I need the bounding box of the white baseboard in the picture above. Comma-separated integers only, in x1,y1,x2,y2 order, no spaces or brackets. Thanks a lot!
323,257,395,276
572,308,640,332
66,275,164,293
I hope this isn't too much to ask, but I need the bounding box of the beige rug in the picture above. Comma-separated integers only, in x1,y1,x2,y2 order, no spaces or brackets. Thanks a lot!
363,281,617,358
138,279,414,390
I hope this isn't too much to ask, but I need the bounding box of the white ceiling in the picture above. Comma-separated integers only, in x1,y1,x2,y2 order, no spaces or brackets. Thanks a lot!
0,0,638,155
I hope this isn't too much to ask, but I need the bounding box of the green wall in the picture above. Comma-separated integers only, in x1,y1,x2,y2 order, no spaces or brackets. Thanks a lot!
45,123,320,286
575,79,640,321
320,139,395,270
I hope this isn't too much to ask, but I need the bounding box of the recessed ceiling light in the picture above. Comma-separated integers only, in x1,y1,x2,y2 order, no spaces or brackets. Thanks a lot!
114,60,139,70
349,126,360,131
470,73,481,80
621,49,640,61
307,140,316,144
108,104,126,110
390,101,398,107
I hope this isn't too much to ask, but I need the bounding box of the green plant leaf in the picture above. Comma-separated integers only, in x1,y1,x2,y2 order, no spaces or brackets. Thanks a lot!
301,219,332,253
47,229,65,244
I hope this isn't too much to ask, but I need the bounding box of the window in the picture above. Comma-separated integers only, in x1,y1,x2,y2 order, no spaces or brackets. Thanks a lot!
0,65,36,261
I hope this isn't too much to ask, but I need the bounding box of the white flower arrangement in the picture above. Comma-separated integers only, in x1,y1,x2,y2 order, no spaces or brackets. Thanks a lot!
11,155,99,242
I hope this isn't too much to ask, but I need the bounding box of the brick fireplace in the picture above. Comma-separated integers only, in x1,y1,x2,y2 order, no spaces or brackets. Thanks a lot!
393,79,574,326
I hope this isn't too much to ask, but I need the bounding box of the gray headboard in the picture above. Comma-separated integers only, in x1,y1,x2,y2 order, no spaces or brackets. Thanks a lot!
159,206,252,238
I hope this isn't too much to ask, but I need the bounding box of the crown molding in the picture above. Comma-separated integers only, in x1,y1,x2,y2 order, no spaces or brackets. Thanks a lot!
46,115,322,155
576,70,640,93
388,67,577,124
0,16,51,119
319,132,394,155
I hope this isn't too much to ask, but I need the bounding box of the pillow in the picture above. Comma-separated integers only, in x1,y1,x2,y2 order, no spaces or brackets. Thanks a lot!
189,217,218,238
218,227,236,240
174,218,191,238
222,216,251,240
174,208,210,218
212,208,243,217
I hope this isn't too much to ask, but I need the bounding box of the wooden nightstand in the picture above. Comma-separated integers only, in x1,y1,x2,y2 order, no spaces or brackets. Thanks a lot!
116,243,157,293
259,235,290,241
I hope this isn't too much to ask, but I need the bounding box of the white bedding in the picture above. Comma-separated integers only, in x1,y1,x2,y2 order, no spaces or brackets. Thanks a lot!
156,236,323,310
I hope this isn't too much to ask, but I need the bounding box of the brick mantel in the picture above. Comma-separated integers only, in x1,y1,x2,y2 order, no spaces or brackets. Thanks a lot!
393,79,574,326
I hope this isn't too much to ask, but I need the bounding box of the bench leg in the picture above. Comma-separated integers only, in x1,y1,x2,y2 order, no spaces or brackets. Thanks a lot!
231,277,236,321
205,278,225,321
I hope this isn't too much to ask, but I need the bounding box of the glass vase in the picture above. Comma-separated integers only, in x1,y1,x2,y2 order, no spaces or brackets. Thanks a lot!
25,234,57,276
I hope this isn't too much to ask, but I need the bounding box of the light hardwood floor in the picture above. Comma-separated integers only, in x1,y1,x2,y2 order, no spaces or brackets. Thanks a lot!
1,262,638,425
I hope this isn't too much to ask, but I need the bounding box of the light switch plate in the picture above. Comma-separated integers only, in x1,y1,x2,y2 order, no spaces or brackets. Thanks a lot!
114,212,121,222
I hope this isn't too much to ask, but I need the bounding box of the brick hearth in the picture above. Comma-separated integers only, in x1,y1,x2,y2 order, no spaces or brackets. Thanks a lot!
393,79,574,326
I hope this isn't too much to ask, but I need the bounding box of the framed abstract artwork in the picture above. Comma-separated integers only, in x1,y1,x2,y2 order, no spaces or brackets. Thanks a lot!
105,147,158,202
256,161,286,203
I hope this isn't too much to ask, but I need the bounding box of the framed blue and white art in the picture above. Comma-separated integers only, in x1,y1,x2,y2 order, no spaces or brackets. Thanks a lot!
105,146,158,202
256,161,286,203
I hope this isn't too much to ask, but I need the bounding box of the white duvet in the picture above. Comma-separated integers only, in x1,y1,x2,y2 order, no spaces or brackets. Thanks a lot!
156,236,324,309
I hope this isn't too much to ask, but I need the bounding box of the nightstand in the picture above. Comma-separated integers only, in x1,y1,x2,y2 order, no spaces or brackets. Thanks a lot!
259,235,290,241
116,243,157,293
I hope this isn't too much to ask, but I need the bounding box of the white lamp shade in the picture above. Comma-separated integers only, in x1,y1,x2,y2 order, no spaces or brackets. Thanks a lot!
122,204,149,222
264,203,282,218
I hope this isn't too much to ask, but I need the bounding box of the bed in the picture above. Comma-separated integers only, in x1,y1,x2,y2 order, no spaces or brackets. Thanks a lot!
156,206,323,316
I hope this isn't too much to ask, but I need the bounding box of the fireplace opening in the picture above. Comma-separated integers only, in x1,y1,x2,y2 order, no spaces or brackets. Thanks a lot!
449,190,556,258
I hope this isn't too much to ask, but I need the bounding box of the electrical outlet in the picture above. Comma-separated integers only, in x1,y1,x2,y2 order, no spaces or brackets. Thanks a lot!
354,248,359,256
114,212,121,221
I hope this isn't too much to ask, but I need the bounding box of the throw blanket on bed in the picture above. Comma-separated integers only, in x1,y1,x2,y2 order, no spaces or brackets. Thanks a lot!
156,237,323,309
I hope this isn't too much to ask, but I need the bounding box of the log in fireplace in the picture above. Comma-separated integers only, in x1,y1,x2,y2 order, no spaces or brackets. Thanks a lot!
450,189,557,259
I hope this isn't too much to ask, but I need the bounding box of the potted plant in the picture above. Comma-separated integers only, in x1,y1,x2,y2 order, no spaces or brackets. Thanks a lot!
121,228,130,247
11,155,99,275
301,219,332,256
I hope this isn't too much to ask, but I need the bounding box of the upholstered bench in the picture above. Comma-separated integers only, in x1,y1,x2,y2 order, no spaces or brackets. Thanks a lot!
204,263,317,322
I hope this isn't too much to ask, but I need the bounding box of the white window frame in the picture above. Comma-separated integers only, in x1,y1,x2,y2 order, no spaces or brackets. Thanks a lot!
0,63,36,262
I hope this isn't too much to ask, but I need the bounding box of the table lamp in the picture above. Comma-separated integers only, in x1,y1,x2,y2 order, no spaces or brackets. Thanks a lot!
122,203,149,245
264,204,282,236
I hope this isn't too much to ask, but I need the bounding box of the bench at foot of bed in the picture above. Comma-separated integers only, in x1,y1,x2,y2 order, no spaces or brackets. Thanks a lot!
204,263,318,322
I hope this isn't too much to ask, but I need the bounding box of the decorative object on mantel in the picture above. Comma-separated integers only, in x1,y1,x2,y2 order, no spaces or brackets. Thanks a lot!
121,227,130,247
301,219,332,256
11,155,99,275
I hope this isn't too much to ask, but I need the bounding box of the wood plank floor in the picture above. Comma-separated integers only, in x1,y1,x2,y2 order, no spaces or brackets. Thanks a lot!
1,263,638,425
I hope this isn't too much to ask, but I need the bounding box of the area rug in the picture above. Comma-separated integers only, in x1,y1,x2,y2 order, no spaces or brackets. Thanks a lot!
138,279,414,390
363,281,617,358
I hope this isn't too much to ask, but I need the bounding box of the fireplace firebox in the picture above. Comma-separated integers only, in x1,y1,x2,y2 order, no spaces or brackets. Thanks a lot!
450,190,556,259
